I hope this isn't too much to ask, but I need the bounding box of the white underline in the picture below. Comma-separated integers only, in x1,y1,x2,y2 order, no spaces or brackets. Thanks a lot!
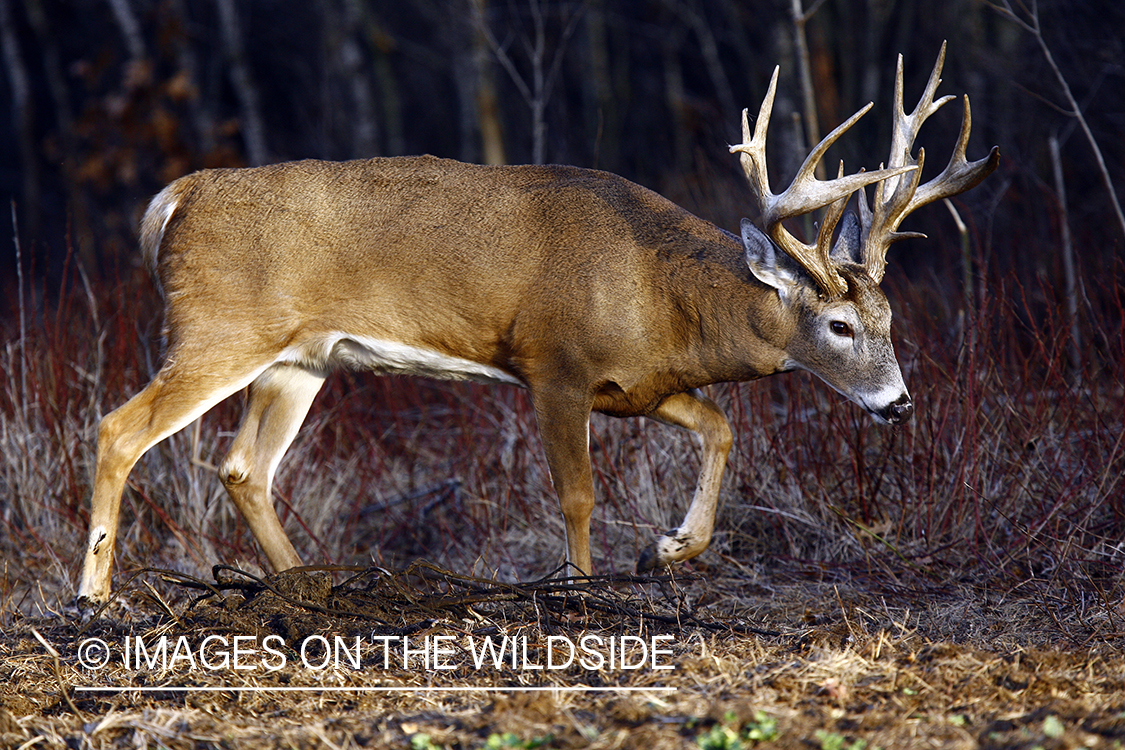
75,685,674,693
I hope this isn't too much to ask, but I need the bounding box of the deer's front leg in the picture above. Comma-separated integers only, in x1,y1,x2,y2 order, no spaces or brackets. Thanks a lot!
637,389,733,572
532,388,596,575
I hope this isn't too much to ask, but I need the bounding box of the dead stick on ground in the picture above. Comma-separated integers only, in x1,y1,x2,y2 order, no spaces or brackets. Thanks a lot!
31,628,85,720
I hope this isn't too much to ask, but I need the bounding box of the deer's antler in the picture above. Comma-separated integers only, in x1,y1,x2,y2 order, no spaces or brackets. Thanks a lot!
731,66,915,298
859,41,1001,282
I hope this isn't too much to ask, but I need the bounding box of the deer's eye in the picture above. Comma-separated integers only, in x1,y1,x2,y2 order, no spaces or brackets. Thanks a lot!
830,321,853,338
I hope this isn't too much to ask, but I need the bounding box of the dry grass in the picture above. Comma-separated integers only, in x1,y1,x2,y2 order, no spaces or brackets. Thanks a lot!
1,242,1123,747
3,564,1125,749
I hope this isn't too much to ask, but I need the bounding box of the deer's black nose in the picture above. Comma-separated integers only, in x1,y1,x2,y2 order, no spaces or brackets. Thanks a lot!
884,394,913,424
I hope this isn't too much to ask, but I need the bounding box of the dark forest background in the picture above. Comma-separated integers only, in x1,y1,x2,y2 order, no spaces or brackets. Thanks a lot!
1,0,1122,300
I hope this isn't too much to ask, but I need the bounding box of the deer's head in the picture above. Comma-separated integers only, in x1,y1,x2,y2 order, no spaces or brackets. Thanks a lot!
731,42,999,424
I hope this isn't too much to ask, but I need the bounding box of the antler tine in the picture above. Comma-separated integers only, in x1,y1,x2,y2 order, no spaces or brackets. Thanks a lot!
888,43,955,172
907,96,1002,213
731,66,916,298
861,42,1001,282
818,160,852,259
730,68,780,225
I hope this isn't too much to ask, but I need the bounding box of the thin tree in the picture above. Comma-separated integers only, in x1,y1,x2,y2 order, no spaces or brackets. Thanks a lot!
472,0,585,165
216,0,270,165
790,0,829,179
990,0,1125,241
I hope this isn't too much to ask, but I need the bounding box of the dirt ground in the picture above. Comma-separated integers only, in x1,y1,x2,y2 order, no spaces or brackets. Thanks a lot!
2,559,1124,750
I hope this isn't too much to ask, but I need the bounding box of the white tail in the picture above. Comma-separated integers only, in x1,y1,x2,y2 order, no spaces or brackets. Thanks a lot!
77,47,997,605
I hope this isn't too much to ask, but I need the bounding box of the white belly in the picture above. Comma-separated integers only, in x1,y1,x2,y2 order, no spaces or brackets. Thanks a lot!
278,333,524,386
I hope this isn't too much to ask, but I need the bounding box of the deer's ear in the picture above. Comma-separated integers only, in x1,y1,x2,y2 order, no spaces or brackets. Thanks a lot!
831,210,863,266
742,218,800,297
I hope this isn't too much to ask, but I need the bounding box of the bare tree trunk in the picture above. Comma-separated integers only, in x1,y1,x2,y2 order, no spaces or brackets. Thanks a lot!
471,0,507,165
790,0,823,178
339,0,378,157
371,30,404,156
26,0,76,149
0,0,39,239
943,199,973,349
475,56,507,165
583,0,614,171
527,0,548,165
1049,135,1081,384
661,22,690,172
662,0,736,119
474,0,582,165
106,0,146,60
216,0,269,165
24,0,97,264
168,0,218,160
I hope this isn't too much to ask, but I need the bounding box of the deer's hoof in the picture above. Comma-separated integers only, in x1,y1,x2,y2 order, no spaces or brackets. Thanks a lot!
636,529,688,574
636,543,662,574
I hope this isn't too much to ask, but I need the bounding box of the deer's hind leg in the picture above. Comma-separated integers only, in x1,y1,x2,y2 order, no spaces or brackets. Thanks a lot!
219,363,326,571
78,352,278,605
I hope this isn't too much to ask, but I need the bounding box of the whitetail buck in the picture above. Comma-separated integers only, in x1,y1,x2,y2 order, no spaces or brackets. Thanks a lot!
78,45,997,605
